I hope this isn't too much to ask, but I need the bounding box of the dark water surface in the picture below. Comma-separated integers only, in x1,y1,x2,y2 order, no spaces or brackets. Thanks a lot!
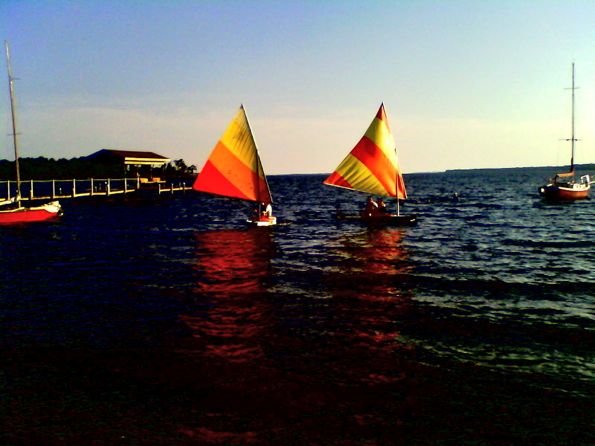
1,168,593,444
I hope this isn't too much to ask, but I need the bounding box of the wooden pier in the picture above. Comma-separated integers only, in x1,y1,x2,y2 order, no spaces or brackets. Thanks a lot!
0,177,191,205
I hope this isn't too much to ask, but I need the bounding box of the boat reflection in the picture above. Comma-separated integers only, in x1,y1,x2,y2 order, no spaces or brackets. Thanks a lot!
328,228,416,384
334,227,413,279
181,228,276,363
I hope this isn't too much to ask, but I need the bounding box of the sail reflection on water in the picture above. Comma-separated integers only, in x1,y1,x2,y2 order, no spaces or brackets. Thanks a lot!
332,228,413,293
181,229,276,363
326,228,417,384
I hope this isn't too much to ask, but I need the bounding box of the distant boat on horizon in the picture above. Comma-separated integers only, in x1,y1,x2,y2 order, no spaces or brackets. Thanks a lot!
192,105,277,226
0,41,62,225
324,103,416,226
539,63,592,201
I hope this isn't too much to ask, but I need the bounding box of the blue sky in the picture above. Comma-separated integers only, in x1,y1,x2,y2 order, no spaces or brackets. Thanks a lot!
1,0,594,174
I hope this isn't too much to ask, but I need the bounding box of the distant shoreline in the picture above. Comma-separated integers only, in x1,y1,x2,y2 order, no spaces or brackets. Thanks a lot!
266,163,595,177
443,163,595,174
2,158,593,179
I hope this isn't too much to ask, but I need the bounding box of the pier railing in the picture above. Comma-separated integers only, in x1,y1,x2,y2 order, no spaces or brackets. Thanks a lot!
0,177,192,205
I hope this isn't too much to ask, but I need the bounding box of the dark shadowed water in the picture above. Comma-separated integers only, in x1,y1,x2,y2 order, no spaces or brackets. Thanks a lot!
1,167,593,445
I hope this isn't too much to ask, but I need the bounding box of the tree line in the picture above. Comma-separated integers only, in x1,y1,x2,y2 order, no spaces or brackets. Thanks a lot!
0,156,197,180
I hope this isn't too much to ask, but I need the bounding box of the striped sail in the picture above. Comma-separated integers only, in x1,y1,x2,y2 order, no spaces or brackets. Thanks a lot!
193,105,273,204
324,103,407,199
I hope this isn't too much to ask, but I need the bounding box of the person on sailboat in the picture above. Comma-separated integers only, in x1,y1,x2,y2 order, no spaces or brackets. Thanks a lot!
254,202,273,219
263,202,273,217
377,198,387,214
364,196,379,216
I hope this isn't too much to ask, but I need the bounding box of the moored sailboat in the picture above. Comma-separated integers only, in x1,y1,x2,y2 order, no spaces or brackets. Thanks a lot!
324,103,416,225
0,41,61,225
539,63,592,201
193,105,277,226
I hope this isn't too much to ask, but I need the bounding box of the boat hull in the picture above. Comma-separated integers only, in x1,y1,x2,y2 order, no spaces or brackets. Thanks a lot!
336,213,417,226
0,201,62,225
539,183,590,201
247,216,277,227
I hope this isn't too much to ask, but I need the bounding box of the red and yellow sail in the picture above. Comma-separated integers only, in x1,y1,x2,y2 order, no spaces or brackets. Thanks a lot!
324,103,407,199
193,105,273,204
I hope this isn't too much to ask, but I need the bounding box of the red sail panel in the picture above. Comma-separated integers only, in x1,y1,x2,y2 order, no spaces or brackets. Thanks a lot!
193,159,253,201
193,106,272,204
323,171,352,189
396,172,407,200
350,136,398,196
376,105,389,128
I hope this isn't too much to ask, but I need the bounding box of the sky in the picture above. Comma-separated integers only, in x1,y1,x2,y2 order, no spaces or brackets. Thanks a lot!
1,0,594,174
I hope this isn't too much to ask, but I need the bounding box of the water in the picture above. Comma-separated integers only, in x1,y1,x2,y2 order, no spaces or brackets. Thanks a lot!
1,168,593,444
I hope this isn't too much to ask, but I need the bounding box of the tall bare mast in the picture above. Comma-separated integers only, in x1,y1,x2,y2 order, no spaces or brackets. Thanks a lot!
4,41,21,204
567,62,578,172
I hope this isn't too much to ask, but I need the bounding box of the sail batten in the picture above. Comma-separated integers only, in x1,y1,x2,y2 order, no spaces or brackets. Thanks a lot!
324,104,407,199
193,106,272,204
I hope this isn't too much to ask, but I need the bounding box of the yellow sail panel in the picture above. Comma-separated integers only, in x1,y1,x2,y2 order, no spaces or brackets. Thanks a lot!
219,106,260,174
325,153,393,196
193,106,272,204
324,103,407,199
364,108,396,163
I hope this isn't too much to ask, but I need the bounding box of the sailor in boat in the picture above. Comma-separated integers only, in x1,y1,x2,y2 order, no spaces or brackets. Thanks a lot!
263,202,273,218
377,198,388,214
252,202,274,222
363,196,380,217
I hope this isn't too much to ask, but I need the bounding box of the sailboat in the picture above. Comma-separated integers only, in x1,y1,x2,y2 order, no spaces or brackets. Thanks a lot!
0,41,61,225
324,103,416,225
193,105,277,226
539,63,592,201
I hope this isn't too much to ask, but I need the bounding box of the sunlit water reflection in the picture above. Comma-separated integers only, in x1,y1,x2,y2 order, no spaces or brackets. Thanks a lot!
1,168,593,444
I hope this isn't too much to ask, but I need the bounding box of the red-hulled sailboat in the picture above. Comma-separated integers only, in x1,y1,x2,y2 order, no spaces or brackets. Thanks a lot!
539,63,592,201
193,105,276,226
324,103,416,225
0,41,61,225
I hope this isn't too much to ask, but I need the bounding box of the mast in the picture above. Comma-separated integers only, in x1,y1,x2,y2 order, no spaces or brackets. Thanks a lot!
242,104,260,204
569,63,577,172
395,130,400,216
4,41,21,205
386,103,400,216
394,140,400,216
242,104,272,205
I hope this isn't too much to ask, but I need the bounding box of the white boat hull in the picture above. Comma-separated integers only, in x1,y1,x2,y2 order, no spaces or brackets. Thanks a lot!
247,216,277,226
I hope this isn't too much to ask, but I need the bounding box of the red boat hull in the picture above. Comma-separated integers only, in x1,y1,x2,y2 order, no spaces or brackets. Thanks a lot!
0,202,62,225
539,184,590,201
